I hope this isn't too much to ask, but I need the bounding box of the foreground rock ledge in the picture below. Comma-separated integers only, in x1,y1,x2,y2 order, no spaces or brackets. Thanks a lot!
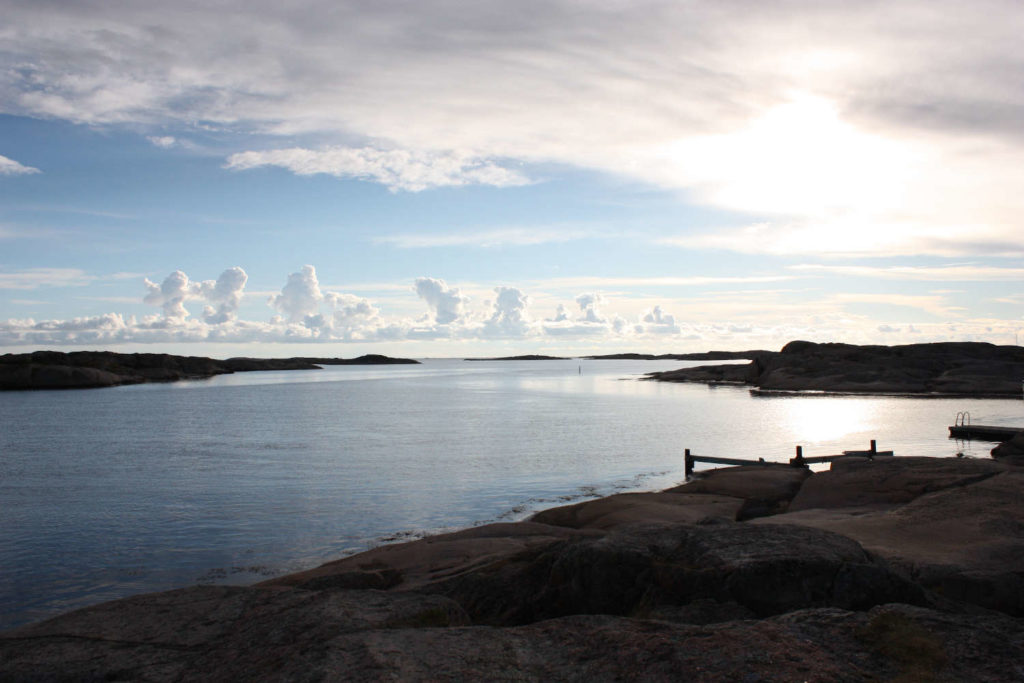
3,457,1024,681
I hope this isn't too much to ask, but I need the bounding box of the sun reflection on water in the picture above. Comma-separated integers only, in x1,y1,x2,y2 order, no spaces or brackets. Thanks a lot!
776,397,877,445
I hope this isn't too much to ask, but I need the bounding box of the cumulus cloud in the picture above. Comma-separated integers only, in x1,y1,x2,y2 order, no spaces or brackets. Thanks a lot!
200,266,247,324
575,293,606,324
4,263,1023,348
145,267,248,322
270,265,324,323
548,304,570,323
0,154,40,176
484,286,531,337
415,277,468,325
225,147,529,192
637,305,681,335
143,271,196,319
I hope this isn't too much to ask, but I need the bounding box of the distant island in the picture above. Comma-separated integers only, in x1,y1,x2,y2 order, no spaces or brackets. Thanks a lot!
648,340,1024,397
586,351,766,361
0,351,420,390
465,354,568,361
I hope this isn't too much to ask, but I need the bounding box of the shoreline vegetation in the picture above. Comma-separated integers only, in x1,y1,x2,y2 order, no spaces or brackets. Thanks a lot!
2,453,1023,678
0,350,420,390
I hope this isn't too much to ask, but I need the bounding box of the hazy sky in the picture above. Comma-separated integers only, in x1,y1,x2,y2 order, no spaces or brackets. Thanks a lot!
2,0,1022,356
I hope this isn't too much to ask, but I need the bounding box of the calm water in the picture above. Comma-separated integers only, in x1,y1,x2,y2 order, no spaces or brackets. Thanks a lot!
1,358,1021,629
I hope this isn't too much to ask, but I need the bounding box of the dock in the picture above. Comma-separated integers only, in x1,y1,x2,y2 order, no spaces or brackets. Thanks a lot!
684,440,893,478
948,424,1022,441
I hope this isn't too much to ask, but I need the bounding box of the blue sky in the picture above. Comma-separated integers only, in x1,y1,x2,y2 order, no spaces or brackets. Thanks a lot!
2,0,1022,357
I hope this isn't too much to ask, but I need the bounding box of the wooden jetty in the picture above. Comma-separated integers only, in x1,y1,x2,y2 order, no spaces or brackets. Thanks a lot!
684,440,893,478
948,424,1022,441
948,410,1022,442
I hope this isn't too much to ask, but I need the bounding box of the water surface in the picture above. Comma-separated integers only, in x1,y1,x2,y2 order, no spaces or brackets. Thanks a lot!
1,358,1020,629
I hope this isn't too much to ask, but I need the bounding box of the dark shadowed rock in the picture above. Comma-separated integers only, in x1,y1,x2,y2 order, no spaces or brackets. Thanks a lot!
0,350,417,390
649,340,1024,396
764,462,1024,615
6,586,1019,681
420,522,926,624
992,431,1024,458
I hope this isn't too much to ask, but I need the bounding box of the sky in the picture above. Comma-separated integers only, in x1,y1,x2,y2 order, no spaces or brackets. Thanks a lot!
1,0,1023,358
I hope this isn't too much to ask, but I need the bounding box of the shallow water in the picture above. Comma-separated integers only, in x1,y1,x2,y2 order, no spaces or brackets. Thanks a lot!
1,358,1021,629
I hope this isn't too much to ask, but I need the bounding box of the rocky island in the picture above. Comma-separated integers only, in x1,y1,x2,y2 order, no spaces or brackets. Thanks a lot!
3,454,1023,680
0,350,420,390
649,340,1024,397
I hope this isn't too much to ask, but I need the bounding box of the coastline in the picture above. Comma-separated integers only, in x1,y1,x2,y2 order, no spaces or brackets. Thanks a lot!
0,350,420,390
4,453,1023,679
648,340,1024,398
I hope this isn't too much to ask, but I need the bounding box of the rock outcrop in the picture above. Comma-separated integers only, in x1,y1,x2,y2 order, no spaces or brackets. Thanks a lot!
649,340,1024,396
0,351,420,390
3,457,1024,680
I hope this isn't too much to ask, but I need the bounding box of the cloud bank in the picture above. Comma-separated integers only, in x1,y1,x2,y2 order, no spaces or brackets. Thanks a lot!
4,1,1024,255
225,147,529,192
1,262,1019,350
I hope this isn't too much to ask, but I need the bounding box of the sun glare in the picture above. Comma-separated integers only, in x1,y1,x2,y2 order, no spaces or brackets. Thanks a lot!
779,398,874,445
665,94,914,217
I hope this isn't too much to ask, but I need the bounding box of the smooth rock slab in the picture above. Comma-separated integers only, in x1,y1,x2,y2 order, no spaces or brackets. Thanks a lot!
788,456,1006,511
761,470,1024,615
528,491,744,529
4,599,1022,682
421,522,926,624
667,463,811,519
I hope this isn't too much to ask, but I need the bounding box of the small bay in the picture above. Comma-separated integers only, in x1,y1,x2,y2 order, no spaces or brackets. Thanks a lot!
1,358,1020,630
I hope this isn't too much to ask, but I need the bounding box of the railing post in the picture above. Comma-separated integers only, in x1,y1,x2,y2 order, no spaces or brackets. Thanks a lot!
791,445,804,467
684,448,693,478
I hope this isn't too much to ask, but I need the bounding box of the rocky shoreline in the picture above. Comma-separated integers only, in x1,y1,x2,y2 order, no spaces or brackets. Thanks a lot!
648,340,1024,397
3,454,1023,680
0,351,420,390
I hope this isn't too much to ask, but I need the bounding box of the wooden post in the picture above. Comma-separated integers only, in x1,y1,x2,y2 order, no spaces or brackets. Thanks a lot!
870,439,877,457
791,445,805,467
684,448,693,478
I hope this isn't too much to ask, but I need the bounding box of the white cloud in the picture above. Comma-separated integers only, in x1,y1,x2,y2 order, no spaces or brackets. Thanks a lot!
414,277,468,325
270,265,324,323
0,268,93,290
0,154,40,176
637,305,681,335
483,286,532,337
4,2,1024,255
147,136,177,148
201,266,247,324
144,270,197,319
145,267,249,322
575,293,606,324
225,147,529,192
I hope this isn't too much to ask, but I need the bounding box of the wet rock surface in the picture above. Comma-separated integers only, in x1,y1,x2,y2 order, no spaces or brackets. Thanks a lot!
3,457,1024,680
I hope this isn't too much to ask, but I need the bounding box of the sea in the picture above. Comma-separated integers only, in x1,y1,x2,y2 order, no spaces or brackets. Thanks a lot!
1,358,1022,630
